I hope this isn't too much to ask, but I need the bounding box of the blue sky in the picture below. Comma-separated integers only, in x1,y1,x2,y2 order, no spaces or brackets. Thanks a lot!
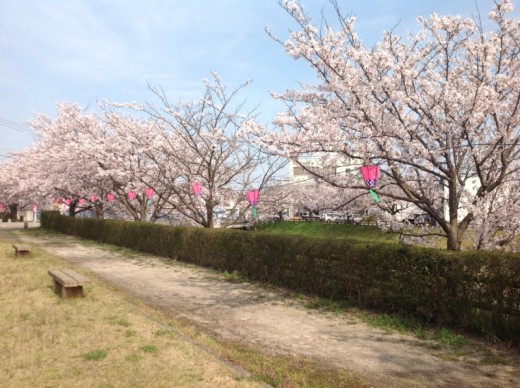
1,0,518,157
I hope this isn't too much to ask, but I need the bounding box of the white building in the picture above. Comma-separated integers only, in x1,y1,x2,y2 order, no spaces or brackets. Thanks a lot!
288,153,360,183
443,176,481,222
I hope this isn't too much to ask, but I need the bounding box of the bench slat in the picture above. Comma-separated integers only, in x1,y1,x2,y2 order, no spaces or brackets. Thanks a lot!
60,269,89,285
48,269,89,298
12,244,31,257
48,269,80,287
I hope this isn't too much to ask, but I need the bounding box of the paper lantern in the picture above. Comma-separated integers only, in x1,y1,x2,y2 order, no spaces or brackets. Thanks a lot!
128,191,137,200
65,198,73,205
246,189,259,206
359,165,380,203
145,187,154,199
90,195,97,203
106,193,115,202
359,165,379,189
191,182,202,197
246,189,260,220
79,198,86,205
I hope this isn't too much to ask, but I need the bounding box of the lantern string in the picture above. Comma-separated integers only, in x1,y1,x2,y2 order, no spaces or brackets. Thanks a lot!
369,189,380,203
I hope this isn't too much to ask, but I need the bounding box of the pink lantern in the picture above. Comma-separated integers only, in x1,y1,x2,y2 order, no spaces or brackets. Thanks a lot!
191,182,202,197
145,187,154,199
359,165,379,189
65,198,73,205
90,195,98,203
32,203,38,212
79,198,86,205
0,204,6,212
246,189,260,220
246,189,260,206
106,193,115,202
128,191,137,200
360,164,381,203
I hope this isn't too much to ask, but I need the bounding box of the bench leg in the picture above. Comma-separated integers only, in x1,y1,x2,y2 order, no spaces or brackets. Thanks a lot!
61,285,84,298
52,280,84,298
52,279,63,296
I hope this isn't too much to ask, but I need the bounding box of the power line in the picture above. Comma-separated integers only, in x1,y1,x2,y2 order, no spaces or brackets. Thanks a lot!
0,117,34,134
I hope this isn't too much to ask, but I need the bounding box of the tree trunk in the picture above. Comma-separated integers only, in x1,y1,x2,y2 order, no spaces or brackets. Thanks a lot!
206,201,214,228
8,203,18,220
95,203,104,219
69,202,77,217
446,227,462,250
446,179,463,250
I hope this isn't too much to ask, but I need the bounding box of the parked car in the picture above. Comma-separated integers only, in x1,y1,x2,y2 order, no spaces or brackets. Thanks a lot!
299,211,320,221
334,214,350,224
351,214,363,224
322,212,342,222
412,213,436,226
334,213,362,224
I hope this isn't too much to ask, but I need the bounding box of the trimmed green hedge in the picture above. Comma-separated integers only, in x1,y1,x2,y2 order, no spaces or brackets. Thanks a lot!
42,211,520,343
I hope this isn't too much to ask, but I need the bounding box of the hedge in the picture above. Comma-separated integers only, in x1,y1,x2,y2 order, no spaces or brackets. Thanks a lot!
41,211,520,343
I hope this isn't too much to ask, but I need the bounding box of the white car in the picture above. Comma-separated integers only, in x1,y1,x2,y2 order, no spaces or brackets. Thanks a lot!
322,212,342,222
351,214,363,224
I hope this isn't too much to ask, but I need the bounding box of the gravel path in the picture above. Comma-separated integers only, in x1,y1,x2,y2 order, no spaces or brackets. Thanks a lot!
7,225,519,387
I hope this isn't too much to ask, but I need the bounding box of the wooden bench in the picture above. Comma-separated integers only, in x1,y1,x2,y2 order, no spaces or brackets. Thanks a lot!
12,244,30,257
48,269,89,298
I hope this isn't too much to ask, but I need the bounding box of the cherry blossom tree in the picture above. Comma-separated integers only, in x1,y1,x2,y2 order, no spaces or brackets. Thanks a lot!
0,156,40,219
18,103,111,218
466,174,520,251
264,0,520,250
11,102,175,221
82,108,177,222
114,73,287,228
291,179,362,215
2,73,286,228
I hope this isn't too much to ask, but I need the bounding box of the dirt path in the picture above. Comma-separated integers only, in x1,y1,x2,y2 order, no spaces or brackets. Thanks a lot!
11,228,520,387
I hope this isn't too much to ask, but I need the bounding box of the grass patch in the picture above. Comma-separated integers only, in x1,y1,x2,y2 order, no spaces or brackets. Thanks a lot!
139,345,158,353
304,297,354,314
362,313,423,334
82,349,108,361
433,327,469,347
124,329,137,337
107,315,132,327
256,220,476,250
125,353,142,362
0,232,260,387
222,270,246,283
257,221,397,243
197,335,369,388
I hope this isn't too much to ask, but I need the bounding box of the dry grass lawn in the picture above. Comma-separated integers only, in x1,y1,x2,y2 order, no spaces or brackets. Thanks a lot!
0,239,260,387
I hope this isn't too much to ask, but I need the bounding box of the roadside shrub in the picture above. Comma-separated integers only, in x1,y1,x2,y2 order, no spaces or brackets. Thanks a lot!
41,211,520,344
